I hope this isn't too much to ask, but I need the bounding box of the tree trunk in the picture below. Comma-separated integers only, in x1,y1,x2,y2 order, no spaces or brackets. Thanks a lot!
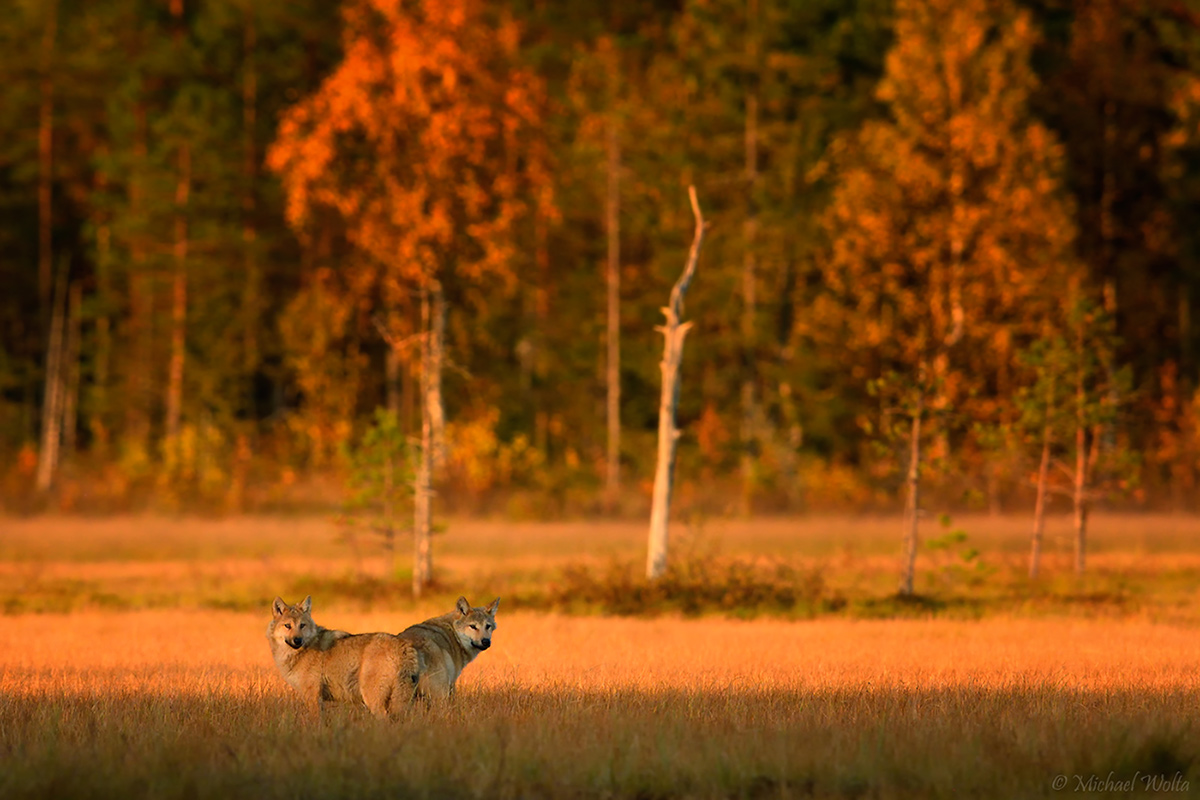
165,143,191,447
647,187,706,580
242,3,260,392
1181,286,1191,378
429,281,446,473
93,161,112,445
1073,317,1088,576
1029,428,1051,580
987,465,1002,517
383,440,396,577
412,285,438,597
605,112,621,512
401,339,415,436
533,172,551,457
126,98,151,450
38,0,57,317
386,341,400,416
739,0,760,517
1073,421,1088,576
36,265,68,492
165,0,189,450
61,280,82,461
899,391,923,597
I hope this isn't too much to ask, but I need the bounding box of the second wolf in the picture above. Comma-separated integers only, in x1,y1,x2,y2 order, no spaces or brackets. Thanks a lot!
267,596,420,718
399,596,499,701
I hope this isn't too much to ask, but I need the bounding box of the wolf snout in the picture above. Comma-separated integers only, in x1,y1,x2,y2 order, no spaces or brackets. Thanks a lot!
288,637,303,649
477,639,491,650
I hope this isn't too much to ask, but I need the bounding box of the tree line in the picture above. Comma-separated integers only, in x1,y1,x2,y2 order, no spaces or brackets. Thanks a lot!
4,0,1200,530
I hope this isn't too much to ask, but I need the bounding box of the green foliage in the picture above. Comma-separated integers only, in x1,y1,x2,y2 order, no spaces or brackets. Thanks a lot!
862,367,964,486
337,409,414,571
1008,297,1140,502
925,514,994,588
866,368,948,431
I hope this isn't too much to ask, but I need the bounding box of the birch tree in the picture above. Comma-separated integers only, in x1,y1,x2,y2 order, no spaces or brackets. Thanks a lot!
269,0,549,596
1014,334,1072,580
820,0,1077,594
1014,299,1134,577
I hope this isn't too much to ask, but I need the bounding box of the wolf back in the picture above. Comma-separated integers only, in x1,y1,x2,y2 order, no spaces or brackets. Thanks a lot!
266,595,420,718
398,596,499,701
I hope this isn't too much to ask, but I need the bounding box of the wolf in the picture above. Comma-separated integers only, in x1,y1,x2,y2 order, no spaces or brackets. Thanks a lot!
266,595,420,718
398,596,499,702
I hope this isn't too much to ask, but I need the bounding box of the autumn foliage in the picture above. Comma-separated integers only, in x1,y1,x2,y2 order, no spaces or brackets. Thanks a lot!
4,0,1200,516
818,0,1076,406
267,0,550,293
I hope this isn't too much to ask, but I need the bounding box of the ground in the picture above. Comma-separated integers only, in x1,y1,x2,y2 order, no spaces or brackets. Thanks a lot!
0,515,1197,798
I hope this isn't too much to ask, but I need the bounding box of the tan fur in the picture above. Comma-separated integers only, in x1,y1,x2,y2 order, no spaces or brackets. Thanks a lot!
266,596,419,719
398,596,499,702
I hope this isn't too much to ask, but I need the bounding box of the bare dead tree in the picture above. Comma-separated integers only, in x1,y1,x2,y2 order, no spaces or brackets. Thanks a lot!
647,186,707,580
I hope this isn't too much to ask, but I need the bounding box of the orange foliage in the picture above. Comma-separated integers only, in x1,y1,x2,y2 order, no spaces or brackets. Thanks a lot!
267,0,552,300
1152,361,1200,507
817,0,1078,400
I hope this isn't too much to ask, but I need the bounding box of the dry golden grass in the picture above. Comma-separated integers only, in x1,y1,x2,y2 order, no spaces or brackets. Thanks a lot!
1,609,1197,798
1,515,1198,796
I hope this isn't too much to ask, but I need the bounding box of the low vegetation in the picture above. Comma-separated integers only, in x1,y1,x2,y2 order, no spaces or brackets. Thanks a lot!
1,516,1198,797
1,611,1196,799
2,515,1200,623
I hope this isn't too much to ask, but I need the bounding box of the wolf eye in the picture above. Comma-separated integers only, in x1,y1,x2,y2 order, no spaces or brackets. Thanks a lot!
284,623,292,630
469,624,479,631
299,623,306,629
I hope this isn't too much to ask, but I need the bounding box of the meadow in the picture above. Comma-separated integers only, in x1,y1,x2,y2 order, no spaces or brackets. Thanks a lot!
3,513,1200,622
0,514,1198,798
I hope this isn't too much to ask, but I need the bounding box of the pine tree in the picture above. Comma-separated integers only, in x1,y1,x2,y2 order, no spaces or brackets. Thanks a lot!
820,0,1078,593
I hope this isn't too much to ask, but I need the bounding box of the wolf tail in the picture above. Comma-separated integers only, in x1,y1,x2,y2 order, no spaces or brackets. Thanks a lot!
400,641,422,699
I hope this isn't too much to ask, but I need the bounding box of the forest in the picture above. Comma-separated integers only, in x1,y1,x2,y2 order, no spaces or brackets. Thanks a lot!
5,0,1200,520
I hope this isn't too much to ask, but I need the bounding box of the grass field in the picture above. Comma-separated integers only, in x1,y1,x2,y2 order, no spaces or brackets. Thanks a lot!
1,514,1198,798
1,611,1196,799
3,513,1200,622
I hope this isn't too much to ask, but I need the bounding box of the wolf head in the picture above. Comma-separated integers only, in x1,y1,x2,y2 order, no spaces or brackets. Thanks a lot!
269,595,318,650
452,596,499,653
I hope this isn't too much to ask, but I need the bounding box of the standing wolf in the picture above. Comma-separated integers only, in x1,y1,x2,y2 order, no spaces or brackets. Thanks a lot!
266,596,420,718
399,596,499,701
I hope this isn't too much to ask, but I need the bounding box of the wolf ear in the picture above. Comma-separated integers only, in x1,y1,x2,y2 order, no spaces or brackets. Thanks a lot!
298,595,312,614
455,596,471,616
486,597,500,616
272,597,288,617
